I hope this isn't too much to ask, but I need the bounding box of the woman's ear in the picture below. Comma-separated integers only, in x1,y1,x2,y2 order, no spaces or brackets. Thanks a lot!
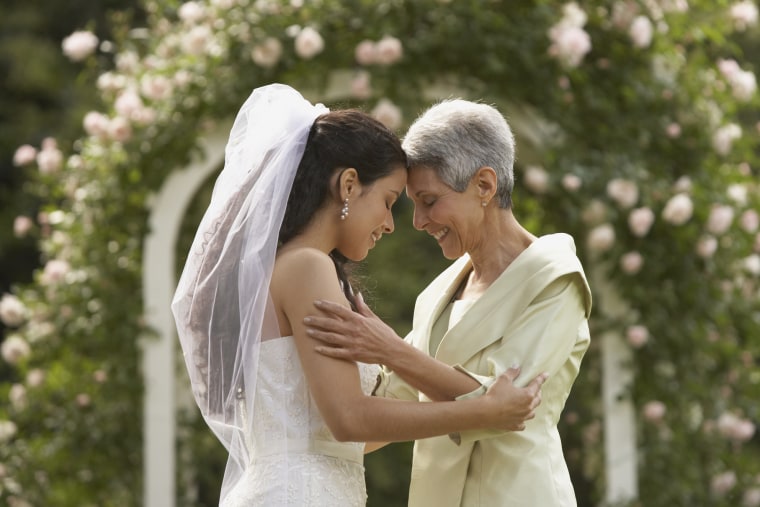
338,168,360,200
473,166,498,203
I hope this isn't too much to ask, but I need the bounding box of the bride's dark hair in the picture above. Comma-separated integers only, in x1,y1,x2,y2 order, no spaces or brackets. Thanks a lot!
278,110,407,309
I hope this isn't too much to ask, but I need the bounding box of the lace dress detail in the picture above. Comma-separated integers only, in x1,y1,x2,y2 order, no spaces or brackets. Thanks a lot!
222,336,381,506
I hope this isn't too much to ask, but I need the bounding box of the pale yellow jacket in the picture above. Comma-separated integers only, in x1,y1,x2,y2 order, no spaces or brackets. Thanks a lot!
376,234,592,507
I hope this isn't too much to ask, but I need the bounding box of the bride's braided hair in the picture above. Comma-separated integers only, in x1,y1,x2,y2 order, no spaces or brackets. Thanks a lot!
279,110,406,309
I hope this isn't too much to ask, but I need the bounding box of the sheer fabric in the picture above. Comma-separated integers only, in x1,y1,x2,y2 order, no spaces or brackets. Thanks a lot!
171,84,328,503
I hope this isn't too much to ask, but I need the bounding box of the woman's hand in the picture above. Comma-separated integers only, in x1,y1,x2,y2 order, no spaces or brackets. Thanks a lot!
483,367,547,431
304,293,401,365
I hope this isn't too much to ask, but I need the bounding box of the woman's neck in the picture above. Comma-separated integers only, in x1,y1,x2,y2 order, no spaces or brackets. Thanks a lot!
466,209,535,291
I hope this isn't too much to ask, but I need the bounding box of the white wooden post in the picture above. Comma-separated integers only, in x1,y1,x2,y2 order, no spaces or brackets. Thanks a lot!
142,127,228,507
593,264,639,503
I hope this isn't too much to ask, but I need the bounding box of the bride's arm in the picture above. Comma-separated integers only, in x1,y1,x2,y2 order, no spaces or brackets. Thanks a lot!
305,296,487,401
272,249,544,443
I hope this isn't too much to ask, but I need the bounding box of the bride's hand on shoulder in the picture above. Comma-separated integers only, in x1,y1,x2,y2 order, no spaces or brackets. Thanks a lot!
483,368,547,431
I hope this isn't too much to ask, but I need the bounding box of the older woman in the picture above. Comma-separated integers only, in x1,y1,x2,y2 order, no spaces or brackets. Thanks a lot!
305,99,592,506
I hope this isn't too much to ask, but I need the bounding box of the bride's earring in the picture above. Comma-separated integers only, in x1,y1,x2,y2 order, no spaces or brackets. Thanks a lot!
340,198,350,220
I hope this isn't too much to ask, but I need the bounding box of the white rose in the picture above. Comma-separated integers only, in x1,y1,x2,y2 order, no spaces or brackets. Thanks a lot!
350,71,372,100
41,259,71,285
140,75,174,101
62,30,99,61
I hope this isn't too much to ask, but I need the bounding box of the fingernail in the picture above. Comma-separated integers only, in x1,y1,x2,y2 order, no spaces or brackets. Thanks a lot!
303,317,312,323
305,328,314,335
314,300,323,307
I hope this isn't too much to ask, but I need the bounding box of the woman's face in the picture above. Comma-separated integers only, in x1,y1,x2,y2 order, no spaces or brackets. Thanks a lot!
406,165,484,260
337,165,407,261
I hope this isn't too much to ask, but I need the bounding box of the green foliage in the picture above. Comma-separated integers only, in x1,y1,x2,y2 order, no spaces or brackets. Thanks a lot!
1,1,759,506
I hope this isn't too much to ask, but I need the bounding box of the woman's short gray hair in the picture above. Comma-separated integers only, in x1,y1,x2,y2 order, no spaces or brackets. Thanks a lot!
402,99,515,208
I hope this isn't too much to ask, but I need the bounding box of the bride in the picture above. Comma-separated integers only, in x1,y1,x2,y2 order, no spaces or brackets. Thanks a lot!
172,84,546,506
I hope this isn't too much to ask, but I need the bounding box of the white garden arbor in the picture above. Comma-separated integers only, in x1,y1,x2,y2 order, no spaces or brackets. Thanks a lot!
142,108,638,507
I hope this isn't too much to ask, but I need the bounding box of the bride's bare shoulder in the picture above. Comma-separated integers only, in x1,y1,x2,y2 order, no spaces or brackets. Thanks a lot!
272,247,339,291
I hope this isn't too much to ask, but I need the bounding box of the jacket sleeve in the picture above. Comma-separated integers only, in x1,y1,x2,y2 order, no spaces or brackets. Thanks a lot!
372,330,421,402
450,273,589,444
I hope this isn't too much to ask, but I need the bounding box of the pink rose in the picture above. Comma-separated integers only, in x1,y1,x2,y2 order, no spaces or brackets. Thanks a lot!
696,235,718,258
629,16,653,48
524,166,549,194
718,412,756,442
628,207,655,237
375,36,403,65
665,122,681,138
251,37,283,68
548,24,592,68
712,124,742,155
587,223,615,253
13,145,37,166
561,174,582,191
62,30,99,61
350,71,372,100
740,209,759,233
1,335,30,365
730,1,759,31
620,251,644,274
662,193,693,225
0,294,26,327
26,368,46,387
41,259,70,285
607,178,639,208
294,27,324,59
36,138,63,174
115,90,144,120
140,75,174,101
108,116,133,143
83,111,110,138
706,205,734,235
711,471,737,496
371,98,402,130
13,216,33,238
182,25,213,56
354,40,377,65
642,400,666,422
626,325,649,348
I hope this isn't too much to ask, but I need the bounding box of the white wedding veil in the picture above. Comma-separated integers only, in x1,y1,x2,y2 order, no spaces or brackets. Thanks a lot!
171,84,328,503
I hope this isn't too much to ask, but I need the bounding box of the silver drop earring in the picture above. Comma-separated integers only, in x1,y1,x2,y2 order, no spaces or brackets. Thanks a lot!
340,198,350,220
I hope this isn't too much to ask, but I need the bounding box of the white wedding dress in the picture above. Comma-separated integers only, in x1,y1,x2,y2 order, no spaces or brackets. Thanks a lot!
222,336,380,506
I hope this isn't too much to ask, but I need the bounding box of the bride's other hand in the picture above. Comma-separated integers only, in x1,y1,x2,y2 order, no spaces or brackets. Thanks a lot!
304,293,401,365
484,367,547,431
